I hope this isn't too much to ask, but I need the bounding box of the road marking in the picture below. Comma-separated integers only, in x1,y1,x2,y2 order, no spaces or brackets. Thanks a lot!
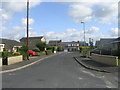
1,52,63,74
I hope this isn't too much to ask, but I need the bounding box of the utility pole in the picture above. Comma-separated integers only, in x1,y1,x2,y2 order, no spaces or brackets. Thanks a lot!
26,0,29,60
26,0,29,47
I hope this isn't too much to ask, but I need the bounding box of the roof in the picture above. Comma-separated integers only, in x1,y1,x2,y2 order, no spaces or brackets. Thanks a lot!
20,36,44,41
0,38,23,47
49,40,62,43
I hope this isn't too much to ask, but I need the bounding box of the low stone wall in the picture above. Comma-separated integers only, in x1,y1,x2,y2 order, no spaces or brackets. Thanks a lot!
91,53,118,66
0,57,2,67
8,55,23,65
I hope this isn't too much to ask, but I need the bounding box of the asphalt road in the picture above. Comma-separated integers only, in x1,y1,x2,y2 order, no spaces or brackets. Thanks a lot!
2,52,118,88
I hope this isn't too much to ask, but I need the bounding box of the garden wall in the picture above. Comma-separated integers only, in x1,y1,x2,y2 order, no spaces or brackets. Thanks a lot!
7,55,23,65
91,53,118,66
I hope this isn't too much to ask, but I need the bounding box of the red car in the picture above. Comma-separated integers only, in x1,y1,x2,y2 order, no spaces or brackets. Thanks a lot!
28,50,36,56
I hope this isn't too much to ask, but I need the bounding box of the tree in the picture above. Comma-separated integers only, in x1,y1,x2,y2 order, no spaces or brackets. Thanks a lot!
46,44,52,50
89,38,93,49
36,42,46,51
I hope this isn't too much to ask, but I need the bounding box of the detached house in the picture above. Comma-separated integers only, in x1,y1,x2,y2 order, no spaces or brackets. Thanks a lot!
95,38,119,50
20,36,46,49
62,41,80,51
48,40,62,47
0,38,22,52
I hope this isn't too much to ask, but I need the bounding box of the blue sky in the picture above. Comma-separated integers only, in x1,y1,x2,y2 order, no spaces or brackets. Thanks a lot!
1,0,119,43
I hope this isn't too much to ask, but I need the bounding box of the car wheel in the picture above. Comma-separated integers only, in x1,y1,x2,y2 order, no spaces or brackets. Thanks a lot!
29,54,32,56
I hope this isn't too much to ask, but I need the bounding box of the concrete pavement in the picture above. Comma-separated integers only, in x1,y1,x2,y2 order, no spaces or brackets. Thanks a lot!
74,56,118,73
2,52,118,88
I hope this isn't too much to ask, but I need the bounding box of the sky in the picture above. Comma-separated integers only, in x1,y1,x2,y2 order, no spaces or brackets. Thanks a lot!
0,0,119,44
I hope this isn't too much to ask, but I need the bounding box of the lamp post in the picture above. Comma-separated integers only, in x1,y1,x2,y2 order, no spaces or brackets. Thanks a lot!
81,22,85,47
26,0,29,60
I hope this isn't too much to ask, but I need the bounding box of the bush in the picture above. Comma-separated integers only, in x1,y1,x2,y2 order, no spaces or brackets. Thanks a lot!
36,42,46,51
32,48,40,52
46,44,52,50
13,52,21,56
2,51,9,60
19,45,29,60
52,46,57,53
57,46,63,51
45,50,52,55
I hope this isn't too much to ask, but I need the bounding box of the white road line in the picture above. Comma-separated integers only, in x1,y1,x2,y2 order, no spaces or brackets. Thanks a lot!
1,52,63,74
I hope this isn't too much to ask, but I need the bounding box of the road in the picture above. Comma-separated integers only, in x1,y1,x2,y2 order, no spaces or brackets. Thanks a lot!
2,52,118,88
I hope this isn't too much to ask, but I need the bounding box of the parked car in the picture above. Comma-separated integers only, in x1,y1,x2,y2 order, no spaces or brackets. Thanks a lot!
28,50,36,56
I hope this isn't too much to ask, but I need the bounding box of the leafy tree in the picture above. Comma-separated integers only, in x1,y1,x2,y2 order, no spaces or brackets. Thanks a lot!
46,44,52,50
36,42,46,51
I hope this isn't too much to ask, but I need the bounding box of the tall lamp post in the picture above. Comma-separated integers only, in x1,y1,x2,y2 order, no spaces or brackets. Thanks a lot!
26,0,29,60
81,22,85,47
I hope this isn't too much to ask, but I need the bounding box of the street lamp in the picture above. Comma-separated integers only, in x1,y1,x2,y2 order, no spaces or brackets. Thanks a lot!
81,22,85,47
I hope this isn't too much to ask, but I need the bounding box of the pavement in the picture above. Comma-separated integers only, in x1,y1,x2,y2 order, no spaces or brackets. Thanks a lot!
74,55,118,73
2,52,118,88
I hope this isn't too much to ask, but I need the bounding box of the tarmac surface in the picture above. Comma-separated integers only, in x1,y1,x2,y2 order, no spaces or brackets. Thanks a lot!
2,52,119,88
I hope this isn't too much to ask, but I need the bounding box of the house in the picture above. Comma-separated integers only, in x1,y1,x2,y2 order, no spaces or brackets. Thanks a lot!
48,40,62,47
0,44,5,52
0,38,22,52
62,41,80,51
79,41,88,46
95,38,118,50
95,41,100,48
20,36,46,49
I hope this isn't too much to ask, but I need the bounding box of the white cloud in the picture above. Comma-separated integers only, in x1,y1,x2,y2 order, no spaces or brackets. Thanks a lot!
44,27,100,42
69,0,118,24
2,0,41,13
21,18,35,25
69,4,92,23
2,26,38,41
110,28,118,37
86,26,99,34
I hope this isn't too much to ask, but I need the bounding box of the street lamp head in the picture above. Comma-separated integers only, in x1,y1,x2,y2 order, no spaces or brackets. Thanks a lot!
81,22,84,23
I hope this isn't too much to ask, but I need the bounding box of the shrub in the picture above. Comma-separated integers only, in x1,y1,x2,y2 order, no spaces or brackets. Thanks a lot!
32,48,40,52
19,45,29,60
36,42,46,51
13,52,21,56
46,44,52,50
52,46,57,53
57,46,63,51
45,50,52,55
2,51,9,60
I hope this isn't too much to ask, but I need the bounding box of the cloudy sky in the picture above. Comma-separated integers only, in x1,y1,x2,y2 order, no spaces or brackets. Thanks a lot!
1,0,119,43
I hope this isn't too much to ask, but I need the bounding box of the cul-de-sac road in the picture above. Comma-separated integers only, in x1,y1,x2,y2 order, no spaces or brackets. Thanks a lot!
2,52,118,88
